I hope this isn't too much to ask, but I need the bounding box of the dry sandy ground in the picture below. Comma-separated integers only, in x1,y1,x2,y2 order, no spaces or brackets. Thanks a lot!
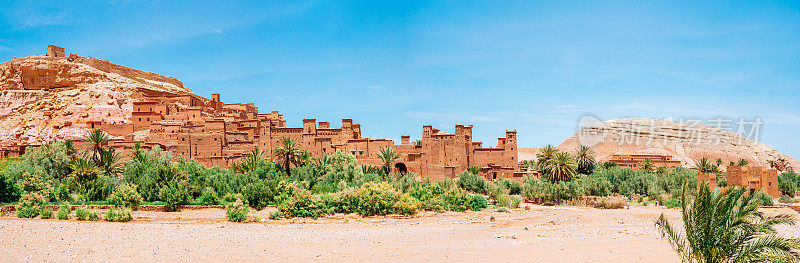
1,205,798,262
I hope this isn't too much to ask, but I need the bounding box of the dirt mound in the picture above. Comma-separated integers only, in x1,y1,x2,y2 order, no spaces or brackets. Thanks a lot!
552,118,798,171
0,50,191,145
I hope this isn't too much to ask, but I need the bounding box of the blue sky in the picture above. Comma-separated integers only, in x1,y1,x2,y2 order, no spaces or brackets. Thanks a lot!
1,1,799,158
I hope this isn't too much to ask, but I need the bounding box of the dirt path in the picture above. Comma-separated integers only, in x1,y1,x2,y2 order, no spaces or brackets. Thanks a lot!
0,205,752,262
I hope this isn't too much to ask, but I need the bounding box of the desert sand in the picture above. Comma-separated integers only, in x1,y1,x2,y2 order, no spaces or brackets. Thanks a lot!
1,205,797,262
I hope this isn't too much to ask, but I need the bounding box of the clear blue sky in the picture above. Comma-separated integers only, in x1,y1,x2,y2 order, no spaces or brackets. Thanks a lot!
1,1,799,158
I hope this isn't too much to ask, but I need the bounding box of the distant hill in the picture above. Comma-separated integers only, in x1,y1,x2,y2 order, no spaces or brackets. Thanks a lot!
521,118,798,172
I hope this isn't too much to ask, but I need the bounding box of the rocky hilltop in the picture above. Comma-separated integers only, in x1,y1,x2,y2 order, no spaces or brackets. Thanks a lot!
553,118,798,171
0,47,191,145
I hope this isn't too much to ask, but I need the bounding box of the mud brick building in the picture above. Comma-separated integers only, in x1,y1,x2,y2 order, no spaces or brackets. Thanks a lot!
697,166,780,198
608,154,683,169
96,89,522,180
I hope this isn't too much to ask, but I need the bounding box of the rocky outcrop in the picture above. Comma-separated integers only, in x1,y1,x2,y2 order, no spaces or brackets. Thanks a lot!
0,52,192,145
554,118,799,172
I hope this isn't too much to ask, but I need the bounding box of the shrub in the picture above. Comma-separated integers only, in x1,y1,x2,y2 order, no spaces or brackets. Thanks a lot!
457,172,487,193
0,171,20,203
339,182,401,216
420,197,447,212
664,198,681,208
158,181,190,211
753,192,774,206
522,179,583,203
496,207,510,212
468,195,488,211
269,211,284,220
498,179,523,195
779,195,795,204
197,187,220,205
241,181,276,210
57,203,70,220
40,207,54,219
442,188,470,212
591,195,626,209
105,207,133,222
221,193,244,204
16,192,45,218
393,194,421,215
107,183,143,207
278,189,327,218
75,207,100,221
581,175,612,196
226,198,249,222
778,171,799,196
497,195,522,209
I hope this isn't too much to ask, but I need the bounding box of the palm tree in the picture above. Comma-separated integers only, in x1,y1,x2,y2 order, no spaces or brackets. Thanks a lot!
412,140,423,146
737,159,749,167
545,152,577,182
64,140,77,160
295,150,313,167
272,138,302,176
99,148,123,176
83,129,110,163
376,147,402,179
69,158,101,194
130,142,145,162
536,145,559,174
656,182,800,262
574,145,596,175
695,157,716,173
640,158,655,172
231,148,268,174
468,165,481,175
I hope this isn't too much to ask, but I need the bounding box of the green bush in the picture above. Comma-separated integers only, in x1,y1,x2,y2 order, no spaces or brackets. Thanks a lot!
664,198,681,208
158,181,190,211
226,198,249,222
468,195,488,211
339,182,415,216
221,193,244,204
581,174,612,196
0,171,20,203
57,203,70,220
778,171,799,196
40,207,54,219
241,180,276,210
522,179,583,203
497,194,522,209
16,192,45,218
753,192,774,206
269,211,284,220
278,189,327,218
393,194,421,215
105,207,133,222
197,187,220,205
75,207,100,221
442,188,470,212
498,179,523,195
107,183,143,207
496,207,510,213
779,195,794,204
457,172,487,193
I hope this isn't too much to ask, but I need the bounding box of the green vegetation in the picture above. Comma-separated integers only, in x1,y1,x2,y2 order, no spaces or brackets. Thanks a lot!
656,182,800,262
105,207,133,222
56,202,70,220
75,207,100,221
40,207,54,219
226,198,249,222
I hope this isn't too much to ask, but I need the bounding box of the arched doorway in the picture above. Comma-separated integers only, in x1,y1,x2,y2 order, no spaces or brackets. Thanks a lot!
395,163,408,174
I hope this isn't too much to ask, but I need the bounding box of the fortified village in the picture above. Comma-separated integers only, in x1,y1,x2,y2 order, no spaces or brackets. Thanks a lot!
2,46,524,181
0,46,785,193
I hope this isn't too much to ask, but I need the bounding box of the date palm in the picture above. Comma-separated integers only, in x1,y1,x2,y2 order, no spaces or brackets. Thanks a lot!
231,148,268,174
545,152,576,182
738,159,750,167
99,148,123,176
695,157,716,173
574,145,596,175
83,129,110,164
272,138,302,176
536,145,559,174
69,158,101,194
656,182,800,263
376,147,402,179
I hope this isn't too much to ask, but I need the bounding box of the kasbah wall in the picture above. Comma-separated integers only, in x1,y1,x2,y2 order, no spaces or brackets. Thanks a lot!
30,45,526,181
117,91,525,180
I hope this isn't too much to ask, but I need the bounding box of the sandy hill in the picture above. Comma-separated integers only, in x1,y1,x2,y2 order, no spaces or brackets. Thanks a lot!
522,118,798,171
0,50,191,145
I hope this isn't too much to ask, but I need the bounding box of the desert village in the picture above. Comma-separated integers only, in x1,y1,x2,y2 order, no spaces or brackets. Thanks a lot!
0,46,785,197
